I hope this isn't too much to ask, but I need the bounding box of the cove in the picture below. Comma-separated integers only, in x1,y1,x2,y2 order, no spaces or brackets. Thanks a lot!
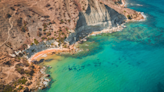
39,0,164,92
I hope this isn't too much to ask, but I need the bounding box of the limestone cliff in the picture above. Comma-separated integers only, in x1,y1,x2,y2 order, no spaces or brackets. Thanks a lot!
66,0,126,44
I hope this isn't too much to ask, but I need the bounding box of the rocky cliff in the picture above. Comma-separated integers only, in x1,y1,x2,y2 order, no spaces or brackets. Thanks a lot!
66,0,126,44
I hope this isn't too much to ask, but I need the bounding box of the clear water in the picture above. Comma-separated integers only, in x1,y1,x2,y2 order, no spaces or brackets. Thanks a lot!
39,0,164,92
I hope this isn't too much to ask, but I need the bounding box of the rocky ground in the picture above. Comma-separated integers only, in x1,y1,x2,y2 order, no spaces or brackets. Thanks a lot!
0,0,144,91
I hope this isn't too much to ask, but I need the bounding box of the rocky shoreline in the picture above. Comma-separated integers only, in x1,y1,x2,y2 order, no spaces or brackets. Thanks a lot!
24,0,146,91
27,14,146,91
0,0,146,91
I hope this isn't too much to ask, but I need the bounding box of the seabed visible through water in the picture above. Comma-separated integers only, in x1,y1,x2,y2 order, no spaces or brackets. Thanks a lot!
39,0,164,92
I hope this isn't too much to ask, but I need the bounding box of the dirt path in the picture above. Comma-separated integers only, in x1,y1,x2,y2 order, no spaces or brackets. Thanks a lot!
0,20,13,47
0,9,16,47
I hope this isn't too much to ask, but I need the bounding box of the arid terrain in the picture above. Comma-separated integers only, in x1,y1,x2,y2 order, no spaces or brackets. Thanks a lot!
0,0,144,91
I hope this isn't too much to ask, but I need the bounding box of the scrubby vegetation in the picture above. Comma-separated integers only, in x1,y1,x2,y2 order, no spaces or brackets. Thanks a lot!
34,39,39,45
18,85,23,90
127,15,132,19
5,42,12,47
18,78,27,84
17,18,23,27
42,37,46,40
45,3,51,7
43,23,47,28
5,14,11,18
0,84,13,92
31,43,34,46
24,69,34,76
60,19,64,24
37,31,42,37
21,26,28,32
46,32,51,36
16,67,25,74
22,59,29,67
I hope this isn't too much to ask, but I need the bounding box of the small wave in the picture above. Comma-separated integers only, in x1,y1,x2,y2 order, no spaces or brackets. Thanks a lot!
136,4,143,6
140,12,147,21
129,3,143,6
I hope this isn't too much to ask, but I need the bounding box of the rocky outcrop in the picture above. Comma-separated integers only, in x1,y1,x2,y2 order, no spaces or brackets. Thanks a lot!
66,0,126,44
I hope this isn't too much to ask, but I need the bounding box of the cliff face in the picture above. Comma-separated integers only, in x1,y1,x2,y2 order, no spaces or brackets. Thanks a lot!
66,0,126,44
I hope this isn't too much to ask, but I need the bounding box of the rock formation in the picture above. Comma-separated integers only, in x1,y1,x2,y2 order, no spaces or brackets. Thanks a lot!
67,0,126,44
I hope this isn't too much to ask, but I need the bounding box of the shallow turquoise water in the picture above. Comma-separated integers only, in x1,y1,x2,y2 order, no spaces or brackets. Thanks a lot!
40,0,164,92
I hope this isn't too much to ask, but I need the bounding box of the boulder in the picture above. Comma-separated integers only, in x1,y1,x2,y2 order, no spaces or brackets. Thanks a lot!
45,74,50,77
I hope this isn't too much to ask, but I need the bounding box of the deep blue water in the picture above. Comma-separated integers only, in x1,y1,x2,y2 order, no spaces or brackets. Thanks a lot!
40,0,164,92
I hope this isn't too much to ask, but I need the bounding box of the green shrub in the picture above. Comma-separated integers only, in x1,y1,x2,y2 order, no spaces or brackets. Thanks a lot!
31,43,34,46
34,39,39,45
32,49,35,52
17,18,22,27
13,90,17,92
3,84,12,92
60,19,64,23
65,28,68,31
15,64,20,68
16,56,21,61
21,26,26,32
5,14,11,18
43,23,47,28
46,32,51,36
127,15,131,19
18,78,27,84
83,7,85,10
10,7,15,11
25,69,34,76
51,37,54,40
48,22,51,25
18,85,23,90
43,29,46,31
42,37,46,40
16,68,24,74
47,38,51,40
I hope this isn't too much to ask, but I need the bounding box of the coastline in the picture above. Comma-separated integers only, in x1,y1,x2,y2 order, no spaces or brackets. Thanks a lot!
0,0,147,91
122,0,146,22
29,48,70,63
27,10,147,92
25,0,146,91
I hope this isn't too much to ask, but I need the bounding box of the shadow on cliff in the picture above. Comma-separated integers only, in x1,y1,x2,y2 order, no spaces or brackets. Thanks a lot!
65,1,126,58
66,2,126,45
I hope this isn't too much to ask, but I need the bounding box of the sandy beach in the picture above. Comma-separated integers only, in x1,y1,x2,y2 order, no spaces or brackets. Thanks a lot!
29,48,70,62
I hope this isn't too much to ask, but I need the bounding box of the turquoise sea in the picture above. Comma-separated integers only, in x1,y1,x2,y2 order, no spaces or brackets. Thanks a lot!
39,0,164,92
